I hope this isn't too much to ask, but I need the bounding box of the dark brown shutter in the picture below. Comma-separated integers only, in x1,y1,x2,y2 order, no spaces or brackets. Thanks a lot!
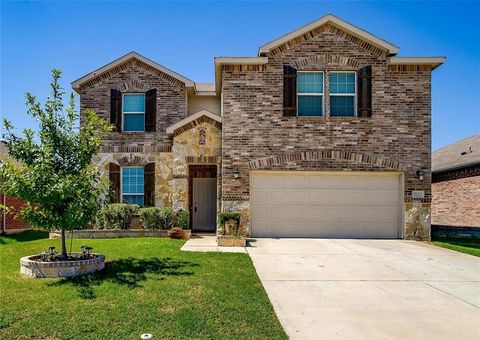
357,66,372,118
110,89,122,132
145,89,156,132
109,163,121,203
283,65,297,116
144,163,155,207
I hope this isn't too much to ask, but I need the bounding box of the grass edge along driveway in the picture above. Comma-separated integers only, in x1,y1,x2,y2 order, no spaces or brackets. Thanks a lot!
0,231,286,339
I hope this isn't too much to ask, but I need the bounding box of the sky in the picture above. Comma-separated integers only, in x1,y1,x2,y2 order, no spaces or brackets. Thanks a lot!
1,1,479,151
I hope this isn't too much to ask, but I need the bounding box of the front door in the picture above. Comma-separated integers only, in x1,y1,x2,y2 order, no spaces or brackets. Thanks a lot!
192,178,217,231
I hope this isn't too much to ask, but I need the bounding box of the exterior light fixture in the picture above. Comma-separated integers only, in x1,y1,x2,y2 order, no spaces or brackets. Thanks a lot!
416,169,425,181
48,247,56,255
232,168,241,179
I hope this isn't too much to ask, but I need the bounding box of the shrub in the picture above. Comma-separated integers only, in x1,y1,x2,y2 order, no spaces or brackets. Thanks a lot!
97,204,139,230
137,207,175,230
218,212,243,236
177,210,190,230
139,207,163,230
159,207,174,230
218,212,241,227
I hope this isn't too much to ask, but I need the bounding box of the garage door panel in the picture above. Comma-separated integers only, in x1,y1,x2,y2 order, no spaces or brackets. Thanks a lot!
306,189,398,205
251,171,401,238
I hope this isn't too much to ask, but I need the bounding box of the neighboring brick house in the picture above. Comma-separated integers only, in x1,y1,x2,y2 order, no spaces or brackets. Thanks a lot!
73,14,444,239
432,135,480,228
0,141,29,233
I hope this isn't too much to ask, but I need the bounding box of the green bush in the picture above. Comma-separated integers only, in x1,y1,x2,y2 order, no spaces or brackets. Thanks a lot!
96,204,139,230
160,207,174,230
177,210,190,230
218,212,243,236
138,207,174,230
218,212,241,227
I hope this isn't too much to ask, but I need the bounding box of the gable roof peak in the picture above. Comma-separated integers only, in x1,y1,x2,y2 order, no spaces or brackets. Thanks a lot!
71,51,194,92
258,13,400,56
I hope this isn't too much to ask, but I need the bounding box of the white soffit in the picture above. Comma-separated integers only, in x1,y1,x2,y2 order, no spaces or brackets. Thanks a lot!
258,14,400,55
388,56,446,69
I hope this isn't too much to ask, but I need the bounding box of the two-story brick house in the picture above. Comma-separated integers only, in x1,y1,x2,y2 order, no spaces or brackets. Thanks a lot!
73,14,444,239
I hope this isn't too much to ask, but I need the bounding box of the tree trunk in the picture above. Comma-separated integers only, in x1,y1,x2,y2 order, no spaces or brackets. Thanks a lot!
60,227,67,260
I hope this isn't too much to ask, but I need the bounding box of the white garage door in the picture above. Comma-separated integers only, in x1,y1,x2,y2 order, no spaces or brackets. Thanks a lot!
251,171,402,238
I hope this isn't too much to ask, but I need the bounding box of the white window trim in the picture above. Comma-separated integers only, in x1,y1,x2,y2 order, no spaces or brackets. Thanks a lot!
296,71,325,117
122,93,146,132
329,71,357,117
120,166,145,206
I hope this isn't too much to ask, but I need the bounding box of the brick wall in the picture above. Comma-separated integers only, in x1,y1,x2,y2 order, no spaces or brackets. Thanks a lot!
432,175,480,227
221,25,431,202
80,58,186,148
0,194,29,232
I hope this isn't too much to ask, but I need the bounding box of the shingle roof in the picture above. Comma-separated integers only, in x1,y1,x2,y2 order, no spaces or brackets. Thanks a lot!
432,134,480,173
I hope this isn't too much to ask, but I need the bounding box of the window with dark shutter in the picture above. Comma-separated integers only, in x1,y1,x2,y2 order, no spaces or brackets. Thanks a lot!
357,66,372,118
144,162,155,207
110,89,122,132
283,65,297,116
108,163,121,203
145,89,157,132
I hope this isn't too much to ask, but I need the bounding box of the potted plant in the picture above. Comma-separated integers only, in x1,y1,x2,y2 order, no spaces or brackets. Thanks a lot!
168,210,190,239
217,212,246,247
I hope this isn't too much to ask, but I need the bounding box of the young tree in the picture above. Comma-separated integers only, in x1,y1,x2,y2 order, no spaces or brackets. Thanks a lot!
0,69,112,259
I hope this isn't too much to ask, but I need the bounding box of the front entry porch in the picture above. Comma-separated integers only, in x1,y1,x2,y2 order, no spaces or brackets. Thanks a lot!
188,165,217,232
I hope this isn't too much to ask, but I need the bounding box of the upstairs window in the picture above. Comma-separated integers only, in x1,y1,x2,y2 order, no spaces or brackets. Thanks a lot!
297,72,324,116
330,72,356,117
121,167,144,206
123,93,145,132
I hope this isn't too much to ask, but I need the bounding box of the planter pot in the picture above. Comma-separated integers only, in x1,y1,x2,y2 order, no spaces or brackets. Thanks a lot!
20,253,105,278
168,229,191,240
217,236,247,247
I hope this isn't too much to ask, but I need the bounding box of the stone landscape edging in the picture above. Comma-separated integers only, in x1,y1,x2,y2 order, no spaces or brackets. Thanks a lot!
49,229,191,240
20,253,105,278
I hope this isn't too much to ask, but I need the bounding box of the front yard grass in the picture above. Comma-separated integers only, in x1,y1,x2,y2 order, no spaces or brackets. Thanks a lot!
0,231,286,339
432,236,480,257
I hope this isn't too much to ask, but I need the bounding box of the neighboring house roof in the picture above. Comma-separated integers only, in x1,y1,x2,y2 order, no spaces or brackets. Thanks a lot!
71,51,195,92
432,134,480,173
258,14,400,56
166,110,221,135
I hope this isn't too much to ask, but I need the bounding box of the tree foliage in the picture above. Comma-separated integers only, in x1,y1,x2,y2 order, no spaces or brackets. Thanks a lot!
0,69,112,257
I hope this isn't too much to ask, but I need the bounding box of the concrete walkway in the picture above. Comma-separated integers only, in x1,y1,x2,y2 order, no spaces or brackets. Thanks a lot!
181,234,247,253
247,238,480,340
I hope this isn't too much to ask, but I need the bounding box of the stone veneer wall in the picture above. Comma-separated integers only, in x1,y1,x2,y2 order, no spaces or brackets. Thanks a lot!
171,121,222,211
95,152,173,207
221,24,432,239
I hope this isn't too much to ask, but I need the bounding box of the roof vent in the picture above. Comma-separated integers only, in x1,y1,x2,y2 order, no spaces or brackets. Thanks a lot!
460,147,472,156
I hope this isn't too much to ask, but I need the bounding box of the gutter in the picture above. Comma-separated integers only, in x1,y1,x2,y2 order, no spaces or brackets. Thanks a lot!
432,160,480,174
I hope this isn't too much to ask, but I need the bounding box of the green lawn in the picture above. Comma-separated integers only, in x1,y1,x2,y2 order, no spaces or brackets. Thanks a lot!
0,231,286,339
432,236,480,257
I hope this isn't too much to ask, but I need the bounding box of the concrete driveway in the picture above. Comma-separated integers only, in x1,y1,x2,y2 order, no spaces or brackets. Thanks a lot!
247,239,480,340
